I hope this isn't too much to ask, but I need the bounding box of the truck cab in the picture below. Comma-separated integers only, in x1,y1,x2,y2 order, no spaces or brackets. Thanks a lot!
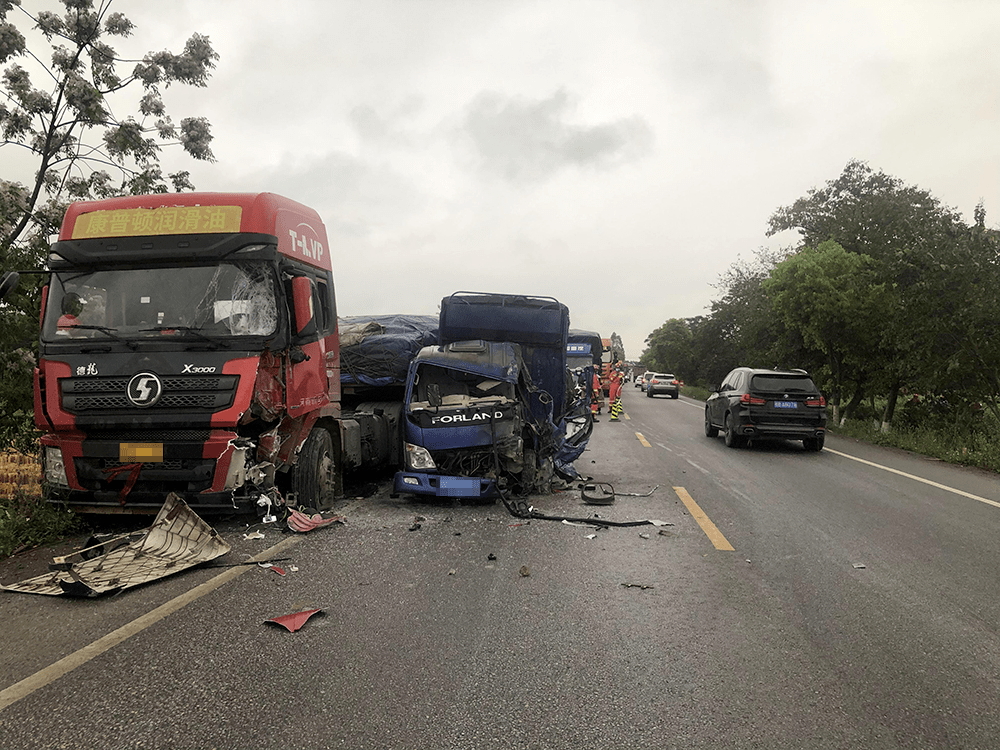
35,193,353,513
393,292,581,500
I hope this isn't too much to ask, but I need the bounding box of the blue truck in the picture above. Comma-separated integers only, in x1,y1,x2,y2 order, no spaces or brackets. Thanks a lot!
393,292,590,500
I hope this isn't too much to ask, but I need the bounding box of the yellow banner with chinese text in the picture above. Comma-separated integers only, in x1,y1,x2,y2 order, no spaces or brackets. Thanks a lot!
71,206,243,239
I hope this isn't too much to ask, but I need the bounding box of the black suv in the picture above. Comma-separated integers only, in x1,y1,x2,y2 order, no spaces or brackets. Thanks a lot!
705,367,827,451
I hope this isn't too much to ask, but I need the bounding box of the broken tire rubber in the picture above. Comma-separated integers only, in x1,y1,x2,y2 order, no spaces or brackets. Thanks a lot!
292,428,336,511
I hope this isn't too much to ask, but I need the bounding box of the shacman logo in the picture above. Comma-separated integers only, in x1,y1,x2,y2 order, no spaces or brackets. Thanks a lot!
127,372,163,407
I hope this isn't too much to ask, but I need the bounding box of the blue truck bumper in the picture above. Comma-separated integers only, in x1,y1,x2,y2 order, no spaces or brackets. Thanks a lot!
393,471,498,498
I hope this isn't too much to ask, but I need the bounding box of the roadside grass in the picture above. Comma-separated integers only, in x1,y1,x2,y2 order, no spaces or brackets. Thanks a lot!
0,489,81,559
0,450,81,560
682,383,1000,474
830,419,1000,474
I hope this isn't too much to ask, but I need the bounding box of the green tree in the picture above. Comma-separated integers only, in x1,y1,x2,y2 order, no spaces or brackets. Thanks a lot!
763,240,888,423
0,0,218,451
642,318,692,379
768,160,971,429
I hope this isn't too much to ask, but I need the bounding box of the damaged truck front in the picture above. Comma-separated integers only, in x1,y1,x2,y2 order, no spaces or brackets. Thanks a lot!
393,292,590,500
35,192,400,514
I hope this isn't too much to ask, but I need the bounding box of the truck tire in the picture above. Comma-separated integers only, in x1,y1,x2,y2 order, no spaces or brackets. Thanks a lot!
292,428,336,511
519,448,537,494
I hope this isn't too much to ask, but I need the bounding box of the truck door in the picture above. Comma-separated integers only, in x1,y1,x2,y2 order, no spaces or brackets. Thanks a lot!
286,274,332,417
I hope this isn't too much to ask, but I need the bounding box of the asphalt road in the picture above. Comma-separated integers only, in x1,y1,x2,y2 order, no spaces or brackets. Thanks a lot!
3,387,1000,749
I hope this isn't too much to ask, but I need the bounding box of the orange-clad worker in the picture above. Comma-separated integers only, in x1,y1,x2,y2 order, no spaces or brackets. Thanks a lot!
608,370,623,421
592,371,602,414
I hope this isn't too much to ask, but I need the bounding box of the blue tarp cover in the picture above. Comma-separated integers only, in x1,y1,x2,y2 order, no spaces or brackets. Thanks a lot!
339,314,438,388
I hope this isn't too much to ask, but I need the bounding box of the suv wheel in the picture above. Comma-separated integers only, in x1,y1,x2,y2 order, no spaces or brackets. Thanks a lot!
803,434,825,452
724,413,745,449
704,409,719,438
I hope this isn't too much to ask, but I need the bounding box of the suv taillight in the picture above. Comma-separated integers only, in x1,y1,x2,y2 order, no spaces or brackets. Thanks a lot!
806,396,826,407
740,394,766,405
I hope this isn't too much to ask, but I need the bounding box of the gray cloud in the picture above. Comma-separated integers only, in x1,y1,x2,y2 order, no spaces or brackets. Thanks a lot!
462,89,654,184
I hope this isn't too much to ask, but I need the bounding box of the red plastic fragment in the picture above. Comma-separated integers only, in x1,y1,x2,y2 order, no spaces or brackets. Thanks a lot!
287,509,345,533
265,608,324,632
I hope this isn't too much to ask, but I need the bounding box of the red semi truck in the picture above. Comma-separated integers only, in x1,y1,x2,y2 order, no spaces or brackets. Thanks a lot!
33,192,400,514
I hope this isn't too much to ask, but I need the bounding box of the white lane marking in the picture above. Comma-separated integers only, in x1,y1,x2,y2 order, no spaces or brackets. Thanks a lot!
685,458,710,475
825,447,1000,509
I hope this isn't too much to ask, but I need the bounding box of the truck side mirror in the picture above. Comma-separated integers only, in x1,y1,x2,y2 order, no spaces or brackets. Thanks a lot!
290,276,316,338
0,272,19,301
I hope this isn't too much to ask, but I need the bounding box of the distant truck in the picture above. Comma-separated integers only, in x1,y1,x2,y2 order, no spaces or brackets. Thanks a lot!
568,329,603,413
393,292,589,500
31,192,402,514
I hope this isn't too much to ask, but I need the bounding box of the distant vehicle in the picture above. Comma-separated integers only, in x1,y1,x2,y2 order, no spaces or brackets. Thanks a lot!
704,367,827,451
634,374,643,388
639,371,654,391
646,373,680,399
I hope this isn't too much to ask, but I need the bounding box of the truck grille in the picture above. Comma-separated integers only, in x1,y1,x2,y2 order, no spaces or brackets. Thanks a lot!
60,375,239,414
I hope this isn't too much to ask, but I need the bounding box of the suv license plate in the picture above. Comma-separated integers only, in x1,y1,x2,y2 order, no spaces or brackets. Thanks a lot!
773,401,797,409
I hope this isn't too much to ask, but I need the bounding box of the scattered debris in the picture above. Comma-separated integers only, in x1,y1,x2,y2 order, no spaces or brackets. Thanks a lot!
615,485,660,498
487,553,497,561
287,509,346,533
561,519,599,529
638,533,650,539
585,534,597,540
582,482,615,505
0,493,230,597
621,583,654,590
408,523,422,531
853,563,867,569
519,565,531,577
258,563,287,576
648,520,673,527
243,531,266,541
448,569,457,576
265,608,324,633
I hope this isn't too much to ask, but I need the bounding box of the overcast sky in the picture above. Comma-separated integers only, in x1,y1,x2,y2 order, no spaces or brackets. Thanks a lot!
62,2,1000,357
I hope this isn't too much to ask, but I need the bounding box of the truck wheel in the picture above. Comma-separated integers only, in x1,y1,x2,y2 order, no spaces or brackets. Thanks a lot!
519,448,537,494
292,428,336,510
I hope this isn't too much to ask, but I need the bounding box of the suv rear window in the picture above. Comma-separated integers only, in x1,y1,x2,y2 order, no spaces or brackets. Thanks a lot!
750,374,816,392
653,373,673,380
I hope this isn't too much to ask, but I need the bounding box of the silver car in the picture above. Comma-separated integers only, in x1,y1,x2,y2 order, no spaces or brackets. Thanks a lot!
646,373,679,399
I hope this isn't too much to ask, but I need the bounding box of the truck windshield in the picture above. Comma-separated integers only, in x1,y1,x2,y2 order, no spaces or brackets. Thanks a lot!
409,364,515,408
41,261,279,343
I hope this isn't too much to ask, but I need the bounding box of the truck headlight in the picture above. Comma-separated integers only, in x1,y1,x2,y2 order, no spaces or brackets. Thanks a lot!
44,446,69,487
404,443,436,471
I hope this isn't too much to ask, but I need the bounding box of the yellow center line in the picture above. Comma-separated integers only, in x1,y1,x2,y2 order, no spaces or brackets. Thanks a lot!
635,432,652,448
673,487,735,551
